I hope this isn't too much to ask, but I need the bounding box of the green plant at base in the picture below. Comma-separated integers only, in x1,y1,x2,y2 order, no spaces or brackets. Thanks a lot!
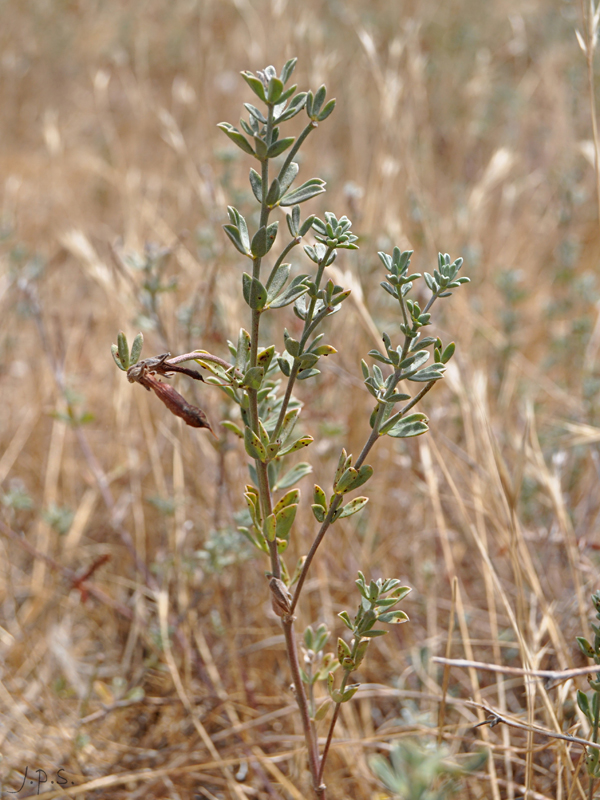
369,738,487,800
112,58,469,799
576,591,600,799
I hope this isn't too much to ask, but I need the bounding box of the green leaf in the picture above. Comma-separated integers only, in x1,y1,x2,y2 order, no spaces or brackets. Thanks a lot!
345,464,373,491
279,435,314,456
222,421,244,438
240,71,266,102
279,162,299,194
398,349,429,375
280,178,327,206
244,102,267,123
256,345,275,372
338,611,353,630
267,76,284,103
253,135,268,159
223,224,251,256
266,178,281,206
130,332,144,365
314,698,332,721
312,504,325,522
217,122,255,155
111,344,126,371
117,331,129,369
578,637,595,658
313,484,327,510
361,629,387,638
409,364,446,382
251,222,279,257
274,462,312,491
264,514,276,542
244,427,267,462
341,683,360,702
275,503,297,540
267,137,295,158
377,610,409,624
241,366,264,390
335,467,358,494
580,689,593,719
338,496,369,519
298,367,320,380
279,408,300,443
273,488,300,513
383,413,429,439
235,328,251,372
266,262,291,301
317,98,336,121
249,168,262,202
280,57,297,85
242,273,268,310
269,275,310,308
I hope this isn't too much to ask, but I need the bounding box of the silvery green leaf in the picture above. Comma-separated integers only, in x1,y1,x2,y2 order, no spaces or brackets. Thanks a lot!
270,275,310,309
312,504,326,522
409,364,446,382
222,421,244,438
129,333,143,365
253,135,268,159
235,328,251,372
251,222,278,257
294,294,308,320
224,224,250,256
267,137,295,158
266,262,291,299
240,118,255,137
368,349,393,365
297,367,320,380
380,281,397,297
377,610,409,624
277,356,291,376
242,273,267,310
244,427,267,462
338,611,353,630
361,629,387,638
398,350,429,374
244,103,266,123
217,122,255,155
280,178,326,206
111,344,126,370
345,465,373,491
383,413,429,439
241,366,264,390
276,93,307,121
279,435,314,456
317,99,336,121
249,168,262,202
280,57,297,85
299,214,315,237
284,329,300,357
117,331,129,369
240,71,266,101
267,76,284,103
275,503,297,541
298,353,319,370
275,83,298,105
266,178,281,206
279,407,300,443
279,162,299,195
338,496,369,518
311,85,327,116
335,467,358,493
274,462,312,491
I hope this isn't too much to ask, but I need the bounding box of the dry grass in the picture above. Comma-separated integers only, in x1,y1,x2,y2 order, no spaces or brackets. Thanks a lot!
2,1,600,798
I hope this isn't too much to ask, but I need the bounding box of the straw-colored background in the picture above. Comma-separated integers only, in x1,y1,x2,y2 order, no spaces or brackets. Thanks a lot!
2,1,600,797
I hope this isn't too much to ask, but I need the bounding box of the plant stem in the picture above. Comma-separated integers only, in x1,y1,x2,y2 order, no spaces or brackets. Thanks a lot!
282,617,324,795
277,120,318,180
271,247,335,442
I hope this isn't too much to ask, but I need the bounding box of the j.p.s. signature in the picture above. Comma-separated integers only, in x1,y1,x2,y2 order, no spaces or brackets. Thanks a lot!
7,766,77,795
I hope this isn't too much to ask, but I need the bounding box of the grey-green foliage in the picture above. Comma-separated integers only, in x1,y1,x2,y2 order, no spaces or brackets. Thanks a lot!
369,739,486,800
576,591,600,782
